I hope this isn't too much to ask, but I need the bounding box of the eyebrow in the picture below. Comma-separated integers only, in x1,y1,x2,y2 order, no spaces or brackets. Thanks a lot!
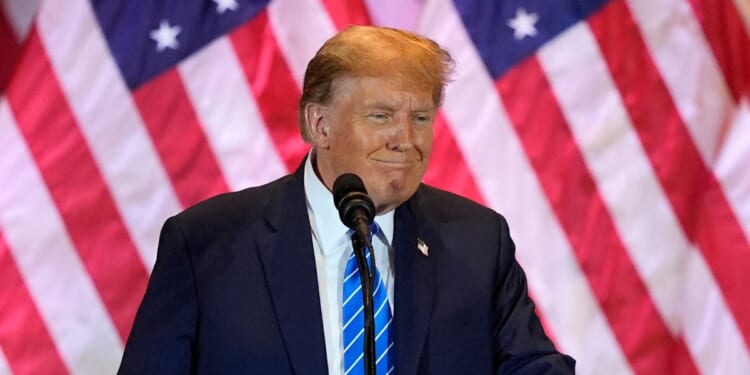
364,101,435,112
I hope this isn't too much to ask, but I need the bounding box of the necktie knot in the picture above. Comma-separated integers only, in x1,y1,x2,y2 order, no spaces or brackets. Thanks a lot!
346,222,379,241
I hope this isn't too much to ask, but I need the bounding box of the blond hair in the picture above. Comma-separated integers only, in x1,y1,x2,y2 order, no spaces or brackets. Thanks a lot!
298,26,455,142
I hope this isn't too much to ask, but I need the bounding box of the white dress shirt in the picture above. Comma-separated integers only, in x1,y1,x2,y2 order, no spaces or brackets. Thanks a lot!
303,155,395,375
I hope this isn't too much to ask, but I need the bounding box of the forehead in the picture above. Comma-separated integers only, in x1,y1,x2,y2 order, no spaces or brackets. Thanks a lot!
330,76,436,109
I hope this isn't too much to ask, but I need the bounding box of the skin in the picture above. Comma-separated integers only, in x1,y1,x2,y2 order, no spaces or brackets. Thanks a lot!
305,75,436,214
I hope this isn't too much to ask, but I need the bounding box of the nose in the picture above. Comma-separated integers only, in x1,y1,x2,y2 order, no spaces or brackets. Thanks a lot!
386,116,415,152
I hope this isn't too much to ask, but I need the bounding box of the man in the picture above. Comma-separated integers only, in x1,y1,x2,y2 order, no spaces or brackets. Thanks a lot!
119,26,575,374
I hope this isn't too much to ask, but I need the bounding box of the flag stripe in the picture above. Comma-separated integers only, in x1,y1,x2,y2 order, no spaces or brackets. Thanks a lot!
735,0,750,31
626,0,750,309
177,37,288,191
687,0,750,100
322,0,372,30
538,22,750,374
229,10,309,172
1,0,37,40
132,69,231,208
497,55,700,375
0,5,20,92
0,346,10,375
267,0,336,85
625,0,734,167
0,102,122,375
0,231,69,375
589,0,750,349
420,2,631,372
367,0,423,31
423,112,485,205
715,99,750,242
6,28,148,342
36,0,182,271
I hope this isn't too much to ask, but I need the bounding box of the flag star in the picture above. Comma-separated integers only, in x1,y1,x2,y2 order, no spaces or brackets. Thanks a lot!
213,0,239,14
507,8,539,40
150,20,181,52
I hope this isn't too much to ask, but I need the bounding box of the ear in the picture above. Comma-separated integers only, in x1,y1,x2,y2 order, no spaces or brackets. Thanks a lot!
304,103,331,149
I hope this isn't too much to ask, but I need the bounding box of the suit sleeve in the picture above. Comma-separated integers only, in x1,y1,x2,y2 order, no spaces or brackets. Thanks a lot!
493,215,576,374
118,216,198,374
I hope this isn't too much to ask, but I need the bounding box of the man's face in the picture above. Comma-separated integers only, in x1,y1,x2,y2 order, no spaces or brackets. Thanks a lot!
309,76,436,214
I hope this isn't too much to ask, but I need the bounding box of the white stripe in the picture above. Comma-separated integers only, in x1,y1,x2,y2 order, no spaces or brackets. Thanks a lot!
363,0,422,30
0,103,122,375
371,274,382,295
375,316,392,342
0,345,11,375
343,284,362,306
36,0,182,270
714,98,750,242
268,0,337,85
628,0,750,242
373,294,389,318
419,2,632,374
344,352,364,375
539,21,750,375
343,305,363,330
344,287,389,334
732,0,750,33
343,328,364,353
344,267,358,284
178,37,287,191
2,0,39,40
682,244,750,375
375,341,393,364
386,366,394,375
344,278,384,316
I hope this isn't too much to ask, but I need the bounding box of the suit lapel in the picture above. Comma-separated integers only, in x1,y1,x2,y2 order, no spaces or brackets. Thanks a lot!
393,189,439,374
256,165,328,374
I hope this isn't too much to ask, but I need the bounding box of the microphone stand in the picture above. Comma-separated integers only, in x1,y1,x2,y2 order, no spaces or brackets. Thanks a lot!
351,226,377,375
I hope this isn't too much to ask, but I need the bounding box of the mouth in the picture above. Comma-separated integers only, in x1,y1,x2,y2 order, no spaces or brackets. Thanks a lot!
372,158,420,168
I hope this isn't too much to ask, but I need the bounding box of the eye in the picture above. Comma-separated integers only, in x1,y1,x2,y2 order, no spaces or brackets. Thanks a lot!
413,114,433,124
368,113,389,122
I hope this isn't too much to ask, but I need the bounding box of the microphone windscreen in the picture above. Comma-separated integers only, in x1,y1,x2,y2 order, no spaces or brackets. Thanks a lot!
333,173,367,208
332,173,375,228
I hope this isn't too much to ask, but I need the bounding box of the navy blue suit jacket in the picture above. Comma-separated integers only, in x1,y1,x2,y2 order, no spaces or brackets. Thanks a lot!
119,164,574,374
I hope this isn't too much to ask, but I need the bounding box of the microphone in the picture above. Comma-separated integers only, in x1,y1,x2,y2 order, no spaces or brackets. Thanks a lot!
333,173,375,243
332,173,377,375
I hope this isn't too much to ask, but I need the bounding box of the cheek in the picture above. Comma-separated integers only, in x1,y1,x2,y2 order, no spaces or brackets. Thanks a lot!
416,127,434,158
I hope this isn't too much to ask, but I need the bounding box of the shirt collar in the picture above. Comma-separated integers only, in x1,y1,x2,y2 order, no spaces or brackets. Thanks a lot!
304,153,394,254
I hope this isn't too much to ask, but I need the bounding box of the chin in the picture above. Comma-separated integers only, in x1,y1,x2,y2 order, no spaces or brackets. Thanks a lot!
371,184,419,214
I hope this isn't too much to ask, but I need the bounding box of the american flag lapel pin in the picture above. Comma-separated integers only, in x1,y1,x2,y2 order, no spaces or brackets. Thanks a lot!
417,238,429,256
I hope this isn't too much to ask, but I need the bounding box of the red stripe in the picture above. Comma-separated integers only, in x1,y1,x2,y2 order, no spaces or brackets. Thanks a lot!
322,0,373,29
0,5,21,93
423,112,485,205
497,56,700,375
0,231,69,375
229,11,309,172
589,0,750,349
132,69,230,207
687,0,750,100
5,28,148,342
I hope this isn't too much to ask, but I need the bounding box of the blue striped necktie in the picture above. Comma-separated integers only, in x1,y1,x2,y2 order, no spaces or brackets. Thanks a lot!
342,225,394,375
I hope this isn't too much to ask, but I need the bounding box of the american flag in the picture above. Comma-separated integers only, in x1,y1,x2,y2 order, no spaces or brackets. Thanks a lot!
0,0,748,373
